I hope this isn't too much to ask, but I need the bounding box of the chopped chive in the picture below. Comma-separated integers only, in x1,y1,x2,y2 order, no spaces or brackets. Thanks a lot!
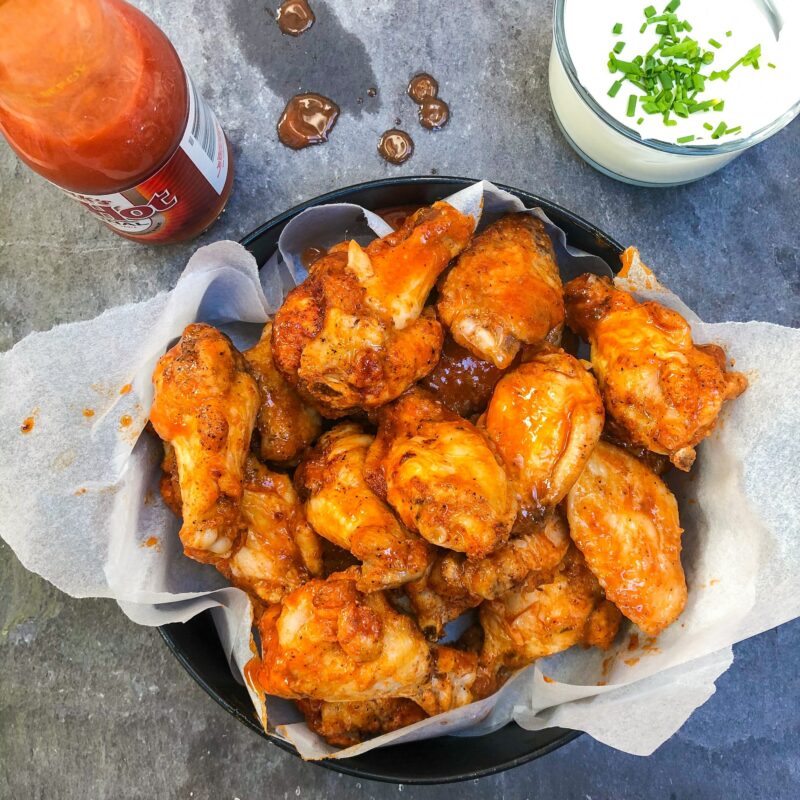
708,38,722,49
665,0,681,12
644,5,657,18
664,119,678,126
637,117,645,125
608,80,623,97
677,134,695,143
627,94,638,117
683,20,693,32
640,22,648,33
726,125,742,135
614,41,626,54
768,62,776,69
711,121,727,139
613,22,623,34
713,100,725,111
726,30,732,37
703,122,714,130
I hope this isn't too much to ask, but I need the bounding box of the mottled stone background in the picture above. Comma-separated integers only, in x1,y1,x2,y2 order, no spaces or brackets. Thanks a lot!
1,1,798,797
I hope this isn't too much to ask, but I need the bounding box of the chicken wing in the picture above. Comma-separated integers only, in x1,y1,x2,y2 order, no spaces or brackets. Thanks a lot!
271,202,474,417
243,321,322,465
419,335,509,419
482,350,604,521
407,513,570,640
256,570,433,702
566,440,686,636
294,424,433,592
221,456,323,605
150,323,259,564
480,546,621,672
297,697,427,747
366,388,517,559
564,273,747,470
412,645,481,716
438,214,564,369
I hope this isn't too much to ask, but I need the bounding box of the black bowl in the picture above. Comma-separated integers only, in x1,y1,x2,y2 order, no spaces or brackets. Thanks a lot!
159,176,624,784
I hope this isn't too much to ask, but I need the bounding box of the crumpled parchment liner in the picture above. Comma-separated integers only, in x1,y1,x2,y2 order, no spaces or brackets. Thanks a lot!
1,181,798,759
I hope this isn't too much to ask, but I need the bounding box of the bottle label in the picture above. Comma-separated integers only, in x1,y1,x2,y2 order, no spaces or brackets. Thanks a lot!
61,76,229,240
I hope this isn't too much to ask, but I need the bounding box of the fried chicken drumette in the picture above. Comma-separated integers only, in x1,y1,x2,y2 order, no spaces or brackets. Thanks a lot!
438,213,564,369
366,388,517,559
564,273,747,471
271,202,474,417
150,324,259,564
566,440,687,637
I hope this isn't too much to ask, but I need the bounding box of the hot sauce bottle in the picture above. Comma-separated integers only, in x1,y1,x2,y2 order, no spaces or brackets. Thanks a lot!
0,0,234,244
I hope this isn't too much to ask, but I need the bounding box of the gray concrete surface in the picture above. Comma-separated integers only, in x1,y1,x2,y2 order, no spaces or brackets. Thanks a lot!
1,1,798,797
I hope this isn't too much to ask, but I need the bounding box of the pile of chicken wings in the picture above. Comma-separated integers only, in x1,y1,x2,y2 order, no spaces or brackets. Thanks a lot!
150,201,747,746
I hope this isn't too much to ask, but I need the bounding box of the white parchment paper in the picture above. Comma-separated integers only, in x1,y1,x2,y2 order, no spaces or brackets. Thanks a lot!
1,181,798,759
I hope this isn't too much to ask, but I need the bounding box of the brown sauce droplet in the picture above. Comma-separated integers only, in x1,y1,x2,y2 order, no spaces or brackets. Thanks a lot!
407,73,439,104
82,408,95,418
119,383,132,395
143,536,159,549
301,246,327,268
276,0,315,36
278,93,340,149
367,87,377,97
378,129,414,164
120,414,133,428
419,97,449,130
20,416,35,434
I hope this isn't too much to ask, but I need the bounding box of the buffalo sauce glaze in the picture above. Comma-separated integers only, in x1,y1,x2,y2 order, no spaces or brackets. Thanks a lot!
277,93,340,149
377,128,414,164
420,337,508,419
375,204,422,230
276,0,315,36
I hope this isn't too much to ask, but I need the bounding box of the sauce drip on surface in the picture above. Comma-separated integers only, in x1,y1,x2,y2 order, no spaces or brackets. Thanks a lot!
276,0,315,36
407,73,439,104
20,416,35,434
277,93,340,149
418,97,450,130
377,129,414,164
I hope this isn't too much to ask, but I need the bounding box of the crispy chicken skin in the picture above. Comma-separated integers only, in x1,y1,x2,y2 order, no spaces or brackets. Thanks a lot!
271,202,474,417
483,351,605,521
438,214,565,369
480,546,621,672
407,513,570,640
366,388,517,559
297,697,427,747
413,645,481,716
243,322,322,464
221,456,323,605
356,201,476,329
419,335,510,419
160,448,323,605
150,323,259,564
566,440,687,637
257,570,433,703
564,273,747,471
294,424,433,592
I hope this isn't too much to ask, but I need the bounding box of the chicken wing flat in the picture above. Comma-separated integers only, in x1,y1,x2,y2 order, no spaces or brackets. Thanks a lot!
482,351,604,520
366,388,517,558
150,323,259,564
297,697,427,747
407,513,570,640
357,201,475,328
438,214,564,369
294,424,433,592
221,456,323,605
271,202,474,417
480,546,621,672
566,440,687,636
243,321,321,465
411,645,481,716
256,570,433,702
419,335,509,419
564,273,747,471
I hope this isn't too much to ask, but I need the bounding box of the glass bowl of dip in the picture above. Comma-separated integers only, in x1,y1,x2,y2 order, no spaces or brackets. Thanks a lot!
549,0,800,186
